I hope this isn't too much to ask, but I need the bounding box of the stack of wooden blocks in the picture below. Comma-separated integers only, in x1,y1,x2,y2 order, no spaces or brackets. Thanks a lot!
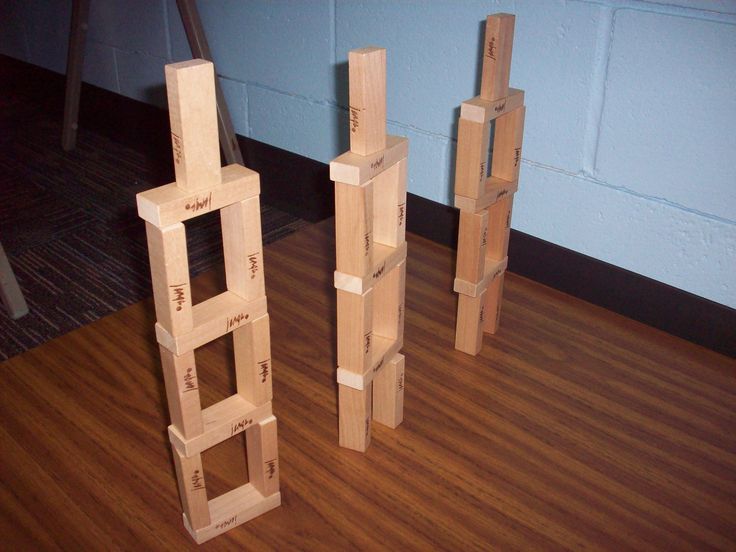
454,14,526,355
136,59,280,544
330,47,408,452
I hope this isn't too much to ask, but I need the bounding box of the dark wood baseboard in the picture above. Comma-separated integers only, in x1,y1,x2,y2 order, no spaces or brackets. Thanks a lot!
5,54,733,358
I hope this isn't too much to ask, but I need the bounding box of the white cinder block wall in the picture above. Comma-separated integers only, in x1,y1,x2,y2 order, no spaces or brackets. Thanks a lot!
2,0,734,308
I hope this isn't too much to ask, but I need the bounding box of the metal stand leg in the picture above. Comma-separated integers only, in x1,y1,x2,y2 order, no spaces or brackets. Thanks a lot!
62,0,91,151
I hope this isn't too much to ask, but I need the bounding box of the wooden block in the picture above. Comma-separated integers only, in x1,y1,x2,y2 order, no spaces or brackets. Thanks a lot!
348,47,386,155
455,289,487,355
339,383,372,452
486,196,513,261
491,106,526,182
172,448,210,530
456,210,489,283
460,88,524,124
333,241,407,295
454,176,517,213
336,288,373,373
136,164,260,228
156,292,268,355
373,353,405,429
165,59,221,192
234,313,272,407
480,14,515,101
245,415,279,497
160,347,203,439
169,395,273,457
454,256,507,298
145,222,193,336
183,484,281,544
373,157,407,248
483,273,505,335
336,335,403,391
373,260,405,341
454,118,491,199
221,195,265,302
330,136,408,186
335,181,373,276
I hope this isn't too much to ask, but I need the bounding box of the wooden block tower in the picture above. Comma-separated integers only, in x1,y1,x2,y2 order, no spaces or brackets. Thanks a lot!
136,59,280,544
453,14,526,355
330,47,408,452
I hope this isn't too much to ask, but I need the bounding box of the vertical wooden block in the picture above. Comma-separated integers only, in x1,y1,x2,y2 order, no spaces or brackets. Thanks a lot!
480,14,515,101
456,210,489,283
373,353,404,429
172,447,211,530
221,195,266,301
454,118,491,199
373,158,407,247
372,260,405,342
145,221,193,336
337,289,373,372
245,415,279,497
339,383,372,452
455,288,487,355
335,182,373,276
483,274,505,335
491,106,525,182
233,313,273,407
348,47,387,155
160,346,204,439
165,59,221,191
486,196,513,261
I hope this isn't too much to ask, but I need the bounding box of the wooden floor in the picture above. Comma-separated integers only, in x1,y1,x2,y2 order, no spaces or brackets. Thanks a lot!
1,219,734,551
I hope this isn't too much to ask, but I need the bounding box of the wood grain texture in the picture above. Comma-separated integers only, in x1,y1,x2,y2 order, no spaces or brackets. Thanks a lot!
1,219,735,550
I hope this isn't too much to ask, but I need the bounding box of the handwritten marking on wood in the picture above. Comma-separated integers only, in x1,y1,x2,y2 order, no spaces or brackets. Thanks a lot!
230,417,254,436
226,313,249,332
364,332,372,355
265,459,277,479
190,469,205,491
185,192,212,213
183,366,198,392
216,515,237,530
258,359,270,383
248,252,260,279
349,106,360,133
169,284,187,311
171,132,183,165
398,203,406,227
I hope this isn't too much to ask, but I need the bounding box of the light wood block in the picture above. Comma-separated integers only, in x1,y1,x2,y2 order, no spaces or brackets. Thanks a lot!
169,395,273,457
454,118,491,199
334,181,373,276
454,257,507,298
336,288,373,373
221,195,265,302
233,313,272,407
165,59,221,192
333,241,407,296
456,210,489,283
330,136,408,186
156,292,268,355
486,196,513,261
373,260,405,342
491,106,526,182
483,273,505,335
172,447,210,530
145,222,193,336
336,334,403,391
373,157,407,248
183,484,281,544
160,347,203,439
455,289,487,355
373,353,405,429
339,383,372,452
454,176,517,213
348,47,386,155
136,164,260,228
480,14,515,101
460,88,524,124
245,415,279,497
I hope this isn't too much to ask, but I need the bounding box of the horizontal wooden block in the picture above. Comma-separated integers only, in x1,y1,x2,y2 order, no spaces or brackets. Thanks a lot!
454,257,508,298
372,353,405,429
330,135,408,186
454,118,491,199
337,334,403,391
334,241,407,295
169,395,273,457
156,292,268,355
137,164,260,228
183,483,281,544
454,176,517,213
460,88,524,124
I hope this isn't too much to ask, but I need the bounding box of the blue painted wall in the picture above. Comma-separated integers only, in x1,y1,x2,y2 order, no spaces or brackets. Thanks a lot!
2,0,734,309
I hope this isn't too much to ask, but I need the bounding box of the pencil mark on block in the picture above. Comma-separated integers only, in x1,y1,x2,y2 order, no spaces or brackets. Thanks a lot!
216,515,237,530
185,192,212,213
349,106,360,133
171,132,183,165
265,459,277,479
258,359,270,383
183,366,198,392
230,417,253,436
248,252,260,279
190,469,205,491
169,284,187,311
226,313,249,331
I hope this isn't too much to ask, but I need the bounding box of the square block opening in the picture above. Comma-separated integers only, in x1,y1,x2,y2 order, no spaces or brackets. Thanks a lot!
201,432,249,501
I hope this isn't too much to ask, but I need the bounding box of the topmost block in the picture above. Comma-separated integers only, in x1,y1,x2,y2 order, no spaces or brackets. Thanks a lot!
479,14,515,101
348,47,387,156
165,59,221,192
